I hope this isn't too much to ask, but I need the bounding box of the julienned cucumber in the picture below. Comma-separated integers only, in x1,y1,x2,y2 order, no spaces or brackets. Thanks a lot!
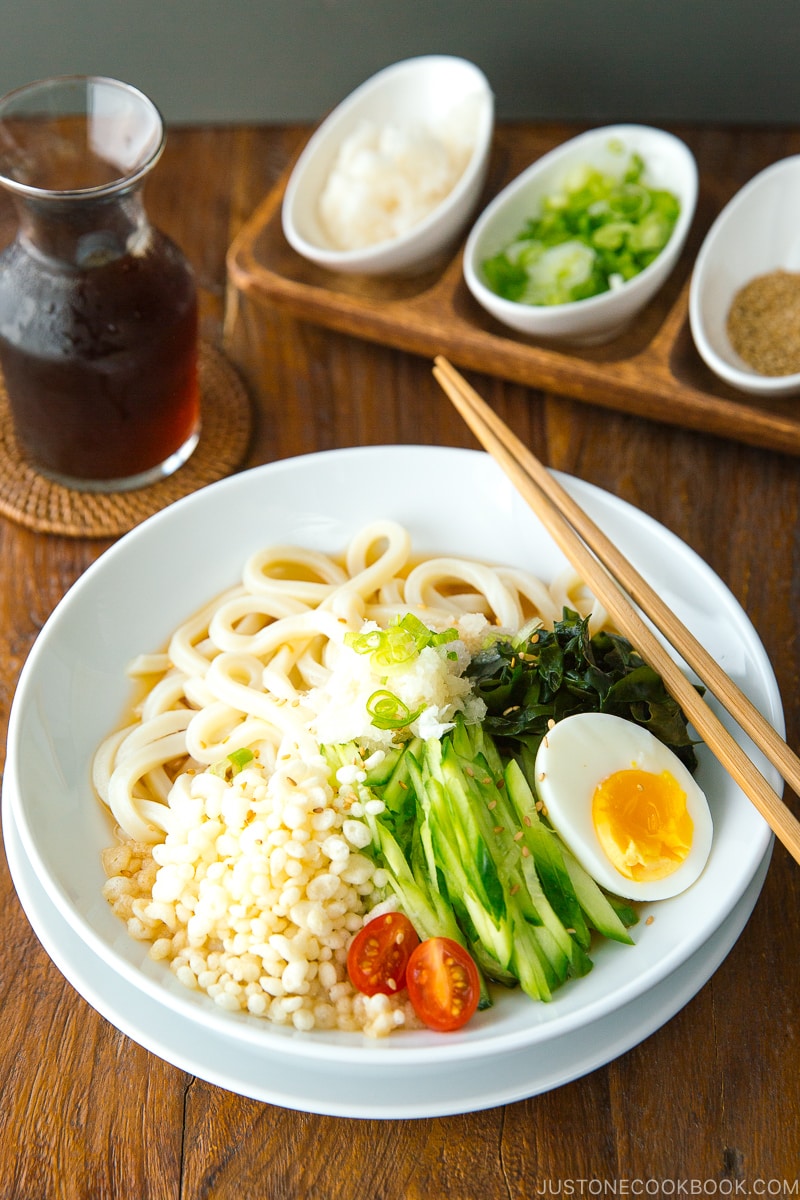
334,717,637,1009
502,757,634,945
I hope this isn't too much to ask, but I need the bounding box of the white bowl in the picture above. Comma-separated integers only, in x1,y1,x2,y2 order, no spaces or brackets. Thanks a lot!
281,56,494,276
463,124,698,345
689,155,800,396
3,446,780,1087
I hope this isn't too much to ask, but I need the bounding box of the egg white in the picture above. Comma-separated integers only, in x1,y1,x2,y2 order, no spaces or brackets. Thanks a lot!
534,711,713,902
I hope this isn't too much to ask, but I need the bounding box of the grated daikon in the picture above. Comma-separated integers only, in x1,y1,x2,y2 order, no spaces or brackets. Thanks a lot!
318,96,481,251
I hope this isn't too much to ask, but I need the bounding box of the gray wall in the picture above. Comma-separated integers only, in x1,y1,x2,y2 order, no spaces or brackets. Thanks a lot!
0,0,798,127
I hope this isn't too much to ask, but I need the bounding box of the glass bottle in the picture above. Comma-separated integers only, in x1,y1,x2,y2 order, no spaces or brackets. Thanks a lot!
0,75,200,492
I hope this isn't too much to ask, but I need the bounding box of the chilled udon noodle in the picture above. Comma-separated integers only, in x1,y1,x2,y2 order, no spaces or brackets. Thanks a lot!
95,520,606,1036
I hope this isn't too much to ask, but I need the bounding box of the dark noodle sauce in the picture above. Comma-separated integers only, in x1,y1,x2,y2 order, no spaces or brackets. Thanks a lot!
0,229,199,485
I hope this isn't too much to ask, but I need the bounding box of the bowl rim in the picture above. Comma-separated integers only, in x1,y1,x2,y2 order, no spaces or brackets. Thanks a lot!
463,121,698,327
281,53,495,269
688,153,800,394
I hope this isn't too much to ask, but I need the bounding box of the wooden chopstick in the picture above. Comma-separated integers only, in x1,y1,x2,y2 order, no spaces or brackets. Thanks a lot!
433,354,800,867
436,354,800,797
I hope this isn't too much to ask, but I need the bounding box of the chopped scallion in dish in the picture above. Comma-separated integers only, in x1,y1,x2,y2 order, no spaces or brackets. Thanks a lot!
481,150,681,307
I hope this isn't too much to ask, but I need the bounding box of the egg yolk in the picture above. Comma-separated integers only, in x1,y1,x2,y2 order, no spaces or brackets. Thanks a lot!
591,768,694,882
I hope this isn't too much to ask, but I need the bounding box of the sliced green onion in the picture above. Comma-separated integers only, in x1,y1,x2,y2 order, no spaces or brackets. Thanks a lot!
481,150,680,308
371,627,420,673
395,612,432,646
228,747,255,774
345,615,460,675
430,628,459,647
344,629,384,655
366,689,425,731
209,747,255,778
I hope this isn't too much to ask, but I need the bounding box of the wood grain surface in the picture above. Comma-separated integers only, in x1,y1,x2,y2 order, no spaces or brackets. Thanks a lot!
1,123,798,1199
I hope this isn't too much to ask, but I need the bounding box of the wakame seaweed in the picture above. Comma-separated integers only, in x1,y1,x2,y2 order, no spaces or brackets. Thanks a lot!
466,609,702,771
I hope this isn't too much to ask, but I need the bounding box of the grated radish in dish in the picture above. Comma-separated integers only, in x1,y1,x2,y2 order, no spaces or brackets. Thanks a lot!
318,96,481,251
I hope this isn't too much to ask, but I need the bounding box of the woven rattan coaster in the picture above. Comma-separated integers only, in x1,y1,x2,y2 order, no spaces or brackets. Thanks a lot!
0,341,252,538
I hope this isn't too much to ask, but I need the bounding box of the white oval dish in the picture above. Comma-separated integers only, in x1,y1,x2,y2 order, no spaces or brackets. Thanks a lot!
281,55,494,276
689,155,800,396
463,124,698,345
4,446,780,1070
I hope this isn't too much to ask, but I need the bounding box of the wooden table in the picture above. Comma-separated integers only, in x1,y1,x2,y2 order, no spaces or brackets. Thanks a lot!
1,123,799,1197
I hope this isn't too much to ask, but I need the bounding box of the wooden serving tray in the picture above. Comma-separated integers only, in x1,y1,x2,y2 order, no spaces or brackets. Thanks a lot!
227,123,800,457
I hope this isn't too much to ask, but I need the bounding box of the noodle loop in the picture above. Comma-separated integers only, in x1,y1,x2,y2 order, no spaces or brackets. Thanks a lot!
95,521,597,844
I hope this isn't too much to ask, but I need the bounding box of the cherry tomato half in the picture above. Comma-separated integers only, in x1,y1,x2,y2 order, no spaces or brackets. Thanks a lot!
405,937,481,1032
347,911,420,996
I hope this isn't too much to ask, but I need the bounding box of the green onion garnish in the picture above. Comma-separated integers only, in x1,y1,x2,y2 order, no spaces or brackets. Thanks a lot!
481,150,680,308
366,689,425,730
210,747,255,778
228,748,255,774
345,614,459,675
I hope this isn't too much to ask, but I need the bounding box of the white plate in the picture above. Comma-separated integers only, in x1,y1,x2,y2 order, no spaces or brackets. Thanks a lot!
4,446,783,1073
2,788,772,1118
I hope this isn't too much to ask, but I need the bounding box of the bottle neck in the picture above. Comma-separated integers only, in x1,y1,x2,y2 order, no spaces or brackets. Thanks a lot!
12,186,150,267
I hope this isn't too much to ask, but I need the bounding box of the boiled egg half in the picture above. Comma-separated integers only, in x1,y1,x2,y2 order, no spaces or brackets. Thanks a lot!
534,711,713,902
